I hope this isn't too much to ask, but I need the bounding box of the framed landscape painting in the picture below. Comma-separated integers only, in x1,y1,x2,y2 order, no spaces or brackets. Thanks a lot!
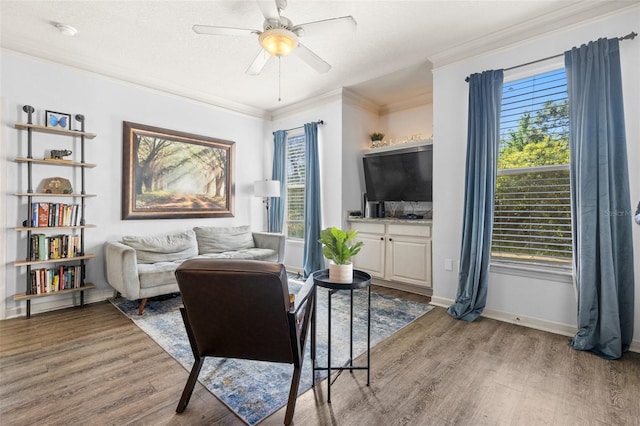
122,121,235,220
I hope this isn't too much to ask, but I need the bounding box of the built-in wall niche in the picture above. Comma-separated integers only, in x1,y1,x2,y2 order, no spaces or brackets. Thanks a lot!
384,201,432,218
364,200,432,220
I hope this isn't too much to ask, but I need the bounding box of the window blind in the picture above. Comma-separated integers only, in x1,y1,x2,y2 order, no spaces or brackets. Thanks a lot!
286,134,305,239
492,69,572,268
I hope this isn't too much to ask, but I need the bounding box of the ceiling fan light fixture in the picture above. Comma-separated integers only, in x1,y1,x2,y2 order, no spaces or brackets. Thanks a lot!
259,28,298,56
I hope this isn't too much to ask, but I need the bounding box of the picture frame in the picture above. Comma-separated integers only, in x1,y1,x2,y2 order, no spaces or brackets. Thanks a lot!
45,110,72,130
122,121,235,220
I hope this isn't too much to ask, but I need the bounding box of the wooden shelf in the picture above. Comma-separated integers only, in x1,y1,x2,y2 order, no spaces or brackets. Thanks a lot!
14,253,96,267
14,157,97,168
15,225,96,232
13,283,96,301
14,108,97,318
365,138,433,154
15,192,97,198
15,123,96,139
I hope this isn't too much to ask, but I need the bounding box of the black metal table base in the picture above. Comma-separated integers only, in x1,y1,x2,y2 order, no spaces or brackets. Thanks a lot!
310,270,372,403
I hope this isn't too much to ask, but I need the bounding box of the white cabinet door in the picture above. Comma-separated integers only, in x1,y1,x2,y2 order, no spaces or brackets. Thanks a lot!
352,233,386,279
387,236,432,288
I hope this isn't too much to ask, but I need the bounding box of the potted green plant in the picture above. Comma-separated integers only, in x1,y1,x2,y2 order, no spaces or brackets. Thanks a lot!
319,227,364,283
369,132,385,142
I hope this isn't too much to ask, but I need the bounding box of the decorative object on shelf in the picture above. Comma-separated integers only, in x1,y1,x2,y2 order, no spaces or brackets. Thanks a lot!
122,121,235,220
48,149,72,160
319,227,364,283
635,201,640,225
369,132,385,148
370,134,433,151
40,177,73,194
45,110,71,130
253,179,281,232
369,132,385,141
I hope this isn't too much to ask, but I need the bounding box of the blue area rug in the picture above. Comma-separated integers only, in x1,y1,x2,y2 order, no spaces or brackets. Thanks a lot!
110,276,432,425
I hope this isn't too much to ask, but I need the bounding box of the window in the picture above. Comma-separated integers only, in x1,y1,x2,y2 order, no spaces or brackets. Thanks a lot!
286,133,305,239
492,69,572,269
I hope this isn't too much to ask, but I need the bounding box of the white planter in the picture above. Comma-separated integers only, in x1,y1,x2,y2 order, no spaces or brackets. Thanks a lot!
328,261,353,283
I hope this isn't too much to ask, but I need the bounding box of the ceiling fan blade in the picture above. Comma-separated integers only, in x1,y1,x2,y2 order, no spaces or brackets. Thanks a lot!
294,43,331,74
192,25,258,36
246,49,272,75
256,0,281,21
293,16,357,37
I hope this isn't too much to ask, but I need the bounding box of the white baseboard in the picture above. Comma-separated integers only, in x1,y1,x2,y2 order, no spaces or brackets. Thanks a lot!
284,265,304,277
430,296,640,354
371,278,433,297
5,289,114,319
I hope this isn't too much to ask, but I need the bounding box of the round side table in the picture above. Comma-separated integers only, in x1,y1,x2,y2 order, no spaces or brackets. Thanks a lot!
310,269,372,403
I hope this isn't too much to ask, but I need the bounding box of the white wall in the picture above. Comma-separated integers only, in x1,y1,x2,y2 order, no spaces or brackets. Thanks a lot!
431,9,640,344
341,102,380,227
379,104,433,142
1,50,267,318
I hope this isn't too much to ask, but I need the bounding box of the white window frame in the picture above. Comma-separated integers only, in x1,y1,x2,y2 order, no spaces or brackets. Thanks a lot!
490,62,573,284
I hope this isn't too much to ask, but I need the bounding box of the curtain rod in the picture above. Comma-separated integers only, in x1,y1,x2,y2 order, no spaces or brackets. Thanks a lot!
464,31,637,82
274,120,324,134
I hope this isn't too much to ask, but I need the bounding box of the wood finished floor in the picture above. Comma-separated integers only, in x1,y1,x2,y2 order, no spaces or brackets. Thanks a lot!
1,287,639,426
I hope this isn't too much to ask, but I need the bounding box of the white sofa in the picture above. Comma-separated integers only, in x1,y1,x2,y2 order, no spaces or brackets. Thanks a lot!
104,225,285,314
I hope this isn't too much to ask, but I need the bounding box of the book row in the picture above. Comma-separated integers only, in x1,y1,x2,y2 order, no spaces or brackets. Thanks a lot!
30,234,81,261
29,202,80,227
30,265,84,294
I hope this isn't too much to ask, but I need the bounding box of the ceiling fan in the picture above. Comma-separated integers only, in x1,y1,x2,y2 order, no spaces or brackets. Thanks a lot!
193,0,357,75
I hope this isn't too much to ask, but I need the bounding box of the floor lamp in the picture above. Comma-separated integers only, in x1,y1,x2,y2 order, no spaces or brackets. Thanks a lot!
254,180,281,232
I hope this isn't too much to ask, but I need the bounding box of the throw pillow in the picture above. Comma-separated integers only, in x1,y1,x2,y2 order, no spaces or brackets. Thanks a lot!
194,225,255,254
122,230,198,264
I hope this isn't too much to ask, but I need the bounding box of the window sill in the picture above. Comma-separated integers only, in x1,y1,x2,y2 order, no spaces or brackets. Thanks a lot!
490,261,573,284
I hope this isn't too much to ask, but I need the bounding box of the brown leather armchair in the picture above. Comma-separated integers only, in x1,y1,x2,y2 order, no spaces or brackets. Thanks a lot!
174,259,314,425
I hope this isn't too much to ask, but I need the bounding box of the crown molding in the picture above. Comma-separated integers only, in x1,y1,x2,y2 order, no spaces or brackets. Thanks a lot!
341,88,381,115
379,90,433,116
428,2,639,69
269,87,345,121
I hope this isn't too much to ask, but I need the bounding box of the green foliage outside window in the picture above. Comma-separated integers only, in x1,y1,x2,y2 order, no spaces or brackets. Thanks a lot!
493,97,573,266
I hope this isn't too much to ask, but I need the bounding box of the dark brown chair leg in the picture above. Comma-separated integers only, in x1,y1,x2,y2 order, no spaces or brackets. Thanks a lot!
137,298,148,315
176,356,205,413
284,365,302,425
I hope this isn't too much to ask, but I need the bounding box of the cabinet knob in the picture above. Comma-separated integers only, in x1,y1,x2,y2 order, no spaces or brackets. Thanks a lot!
389,238,393,241
380,237,384,241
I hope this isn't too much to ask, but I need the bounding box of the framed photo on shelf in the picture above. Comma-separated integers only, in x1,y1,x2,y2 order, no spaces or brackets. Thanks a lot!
44,110,71,130
121,121,235,220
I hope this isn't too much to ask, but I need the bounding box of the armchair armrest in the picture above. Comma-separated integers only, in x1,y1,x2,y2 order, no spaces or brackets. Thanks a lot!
290,275,315,352
252,232,285,263
293,276,314,314
103,241,141,299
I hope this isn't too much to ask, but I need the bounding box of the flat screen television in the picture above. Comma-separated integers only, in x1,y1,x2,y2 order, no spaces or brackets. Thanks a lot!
362,145,433,202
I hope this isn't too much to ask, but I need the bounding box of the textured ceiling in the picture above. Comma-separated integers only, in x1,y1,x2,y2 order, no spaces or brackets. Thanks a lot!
1,1,636,117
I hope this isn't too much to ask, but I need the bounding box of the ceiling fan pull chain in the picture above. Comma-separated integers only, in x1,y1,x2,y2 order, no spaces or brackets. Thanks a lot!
278,56,282,102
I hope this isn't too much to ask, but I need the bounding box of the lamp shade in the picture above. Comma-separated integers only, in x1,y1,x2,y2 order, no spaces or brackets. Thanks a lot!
259,28,298,56
254,180,281,198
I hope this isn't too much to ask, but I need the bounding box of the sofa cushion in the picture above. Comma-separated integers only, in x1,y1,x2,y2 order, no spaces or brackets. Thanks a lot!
197,248,278,261
194,225,255,254
122,230,198,264
137,260,184,289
